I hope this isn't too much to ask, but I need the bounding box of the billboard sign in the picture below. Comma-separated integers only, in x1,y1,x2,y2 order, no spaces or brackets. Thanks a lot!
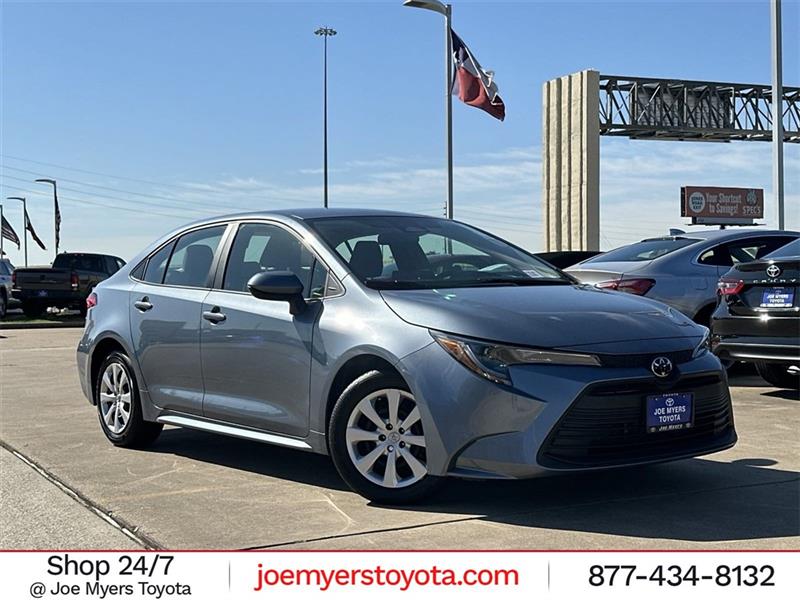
681,186,764,225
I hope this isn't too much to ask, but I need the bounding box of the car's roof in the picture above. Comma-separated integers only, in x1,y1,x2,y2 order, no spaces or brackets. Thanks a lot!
211,207,428,222
641,227,799,243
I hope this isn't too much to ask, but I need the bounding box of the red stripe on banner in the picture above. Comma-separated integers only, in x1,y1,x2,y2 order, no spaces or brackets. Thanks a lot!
455,67,505,121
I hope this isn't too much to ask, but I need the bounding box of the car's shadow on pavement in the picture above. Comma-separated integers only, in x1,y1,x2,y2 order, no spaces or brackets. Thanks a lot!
762,389,799,401
152,427,799,544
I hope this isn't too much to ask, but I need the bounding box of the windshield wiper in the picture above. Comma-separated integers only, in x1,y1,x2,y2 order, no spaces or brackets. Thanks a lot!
366,278,571,290
466,277,571,286
365,280,430,290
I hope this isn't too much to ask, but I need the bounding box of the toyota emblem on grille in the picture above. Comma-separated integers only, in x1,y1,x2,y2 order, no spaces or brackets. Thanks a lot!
766,264,781,278
651,356,673,378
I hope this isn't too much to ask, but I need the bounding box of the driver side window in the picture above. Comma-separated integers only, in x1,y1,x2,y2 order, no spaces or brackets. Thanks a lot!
223,223,327,297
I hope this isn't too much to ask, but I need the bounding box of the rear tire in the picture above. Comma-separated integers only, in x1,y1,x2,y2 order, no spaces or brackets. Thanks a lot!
22,301,45,319
0,292,7,319
95,351,163,448
755,361,800,390
328,370,443,504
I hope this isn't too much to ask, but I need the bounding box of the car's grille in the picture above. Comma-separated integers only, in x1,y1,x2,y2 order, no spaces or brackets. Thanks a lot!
597,349,694,369
537,374,735,469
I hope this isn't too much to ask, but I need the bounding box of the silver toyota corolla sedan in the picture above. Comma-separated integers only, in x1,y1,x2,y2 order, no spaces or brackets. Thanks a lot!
77,209,736,503
566,229,799,326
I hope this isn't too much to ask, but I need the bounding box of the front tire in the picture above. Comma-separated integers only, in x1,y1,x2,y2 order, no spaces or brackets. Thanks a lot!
328,370,443,504
0,292,7,319
756,361,800,390
95,351,163,447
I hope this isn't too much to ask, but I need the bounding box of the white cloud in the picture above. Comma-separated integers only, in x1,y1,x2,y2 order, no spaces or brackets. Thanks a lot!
8,138,795,265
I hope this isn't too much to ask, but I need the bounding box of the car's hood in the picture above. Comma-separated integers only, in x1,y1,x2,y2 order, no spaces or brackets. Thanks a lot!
380,284,701,349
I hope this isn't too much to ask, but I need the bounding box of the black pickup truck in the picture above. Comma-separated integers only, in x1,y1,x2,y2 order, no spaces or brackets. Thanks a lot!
12,252,125,318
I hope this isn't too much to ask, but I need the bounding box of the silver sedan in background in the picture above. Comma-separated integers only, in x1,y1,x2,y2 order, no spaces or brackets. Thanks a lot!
567,229,799,326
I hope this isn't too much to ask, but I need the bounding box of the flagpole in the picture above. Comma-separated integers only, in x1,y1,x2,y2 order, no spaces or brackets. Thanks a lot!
771,0,784,230
0,204,4,258
23,199,28,267
404,1,455,219
444,3,453,219
36,178,59,259
6,196,27,267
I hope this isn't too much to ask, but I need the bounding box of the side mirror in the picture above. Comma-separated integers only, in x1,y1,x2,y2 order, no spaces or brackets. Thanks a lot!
247,271,307,315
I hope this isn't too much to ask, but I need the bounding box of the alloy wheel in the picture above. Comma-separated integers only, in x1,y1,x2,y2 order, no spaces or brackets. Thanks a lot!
345,388,427,488
99,362,132,434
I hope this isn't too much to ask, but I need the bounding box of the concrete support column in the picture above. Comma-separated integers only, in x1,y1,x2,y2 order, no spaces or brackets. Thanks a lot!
542,70,600,251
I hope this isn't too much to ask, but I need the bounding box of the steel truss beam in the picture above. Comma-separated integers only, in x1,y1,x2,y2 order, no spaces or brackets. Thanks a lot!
599,75,799,143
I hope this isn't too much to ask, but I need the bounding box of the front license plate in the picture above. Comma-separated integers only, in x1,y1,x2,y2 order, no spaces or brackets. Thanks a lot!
646,392,693,433
37,290,48,297
760,287,794,308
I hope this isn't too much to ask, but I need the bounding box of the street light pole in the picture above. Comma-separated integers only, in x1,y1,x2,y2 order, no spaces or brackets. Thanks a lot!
771,0,784,230
403,0,454,219
444,3,453,219
6,196,27,267
35,178,59,258
315,26,337,209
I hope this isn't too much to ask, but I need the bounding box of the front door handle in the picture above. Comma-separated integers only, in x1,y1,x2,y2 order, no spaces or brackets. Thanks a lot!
134,297,153,312
202,307,226,324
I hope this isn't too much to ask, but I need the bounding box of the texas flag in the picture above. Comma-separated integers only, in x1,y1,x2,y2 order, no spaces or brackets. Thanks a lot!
451,30,505,121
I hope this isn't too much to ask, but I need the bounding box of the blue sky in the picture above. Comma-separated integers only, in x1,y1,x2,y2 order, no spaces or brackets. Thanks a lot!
1,0,798,264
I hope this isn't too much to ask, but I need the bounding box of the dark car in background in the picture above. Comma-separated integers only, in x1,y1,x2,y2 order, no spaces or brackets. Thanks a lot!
0,258,14,319
712,239,800,390
566,229,799,326
535,250,603,270
13,252,125,318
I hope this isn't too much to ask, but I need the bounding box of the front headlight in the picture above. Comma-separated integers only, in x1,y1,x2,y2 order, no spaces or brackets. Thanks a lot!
692,326,711,358
430,331,601,385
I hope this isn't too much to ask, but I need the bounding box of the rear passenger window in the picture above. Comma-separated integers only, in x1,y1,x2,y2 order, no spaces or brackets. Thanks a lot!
700,237,797,267
164,226,226,288
143,242,175,284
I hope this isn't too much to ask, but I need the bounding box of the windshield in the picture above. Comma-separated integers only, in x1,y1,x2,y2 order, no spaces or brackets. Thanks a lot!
764,238,800,259
307,216,570,290
583,238,700,263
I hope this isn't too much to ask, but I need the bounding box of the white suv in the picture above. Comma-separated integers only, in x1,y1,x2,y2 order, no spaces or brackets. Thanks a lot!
0,258,14,319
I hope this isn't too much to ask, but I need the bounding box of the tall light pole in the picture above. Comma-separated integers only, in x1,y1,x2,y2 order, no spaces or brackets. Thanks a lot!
35,178,59,258
315,26,337,209
771,0,784,230
403,0,453,219
6,196,28,267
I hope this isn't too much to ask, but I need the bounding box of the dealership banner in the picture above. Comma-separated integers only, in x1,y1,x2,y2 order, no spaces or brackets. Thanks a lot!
680,186,764,225
0,551,797,599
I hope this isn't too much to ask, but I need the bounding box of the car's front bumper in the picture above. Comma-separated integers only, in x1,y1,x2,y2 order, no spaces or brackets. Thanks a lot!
397,342,735,479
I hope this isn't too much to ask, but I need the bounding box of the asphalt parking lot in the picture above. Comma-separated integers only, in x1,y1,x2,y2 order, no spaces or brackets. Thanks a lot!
1,328,798,550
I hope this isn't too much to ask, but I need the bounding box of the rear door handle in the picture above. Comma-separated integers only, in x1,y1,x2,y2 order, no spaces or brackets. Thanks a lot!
202,308,226,324
134,297,153,312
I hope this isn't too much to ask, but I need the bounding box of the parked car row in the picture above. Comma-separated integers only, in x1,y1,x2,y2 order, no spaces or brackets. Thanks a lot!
565,229,799,390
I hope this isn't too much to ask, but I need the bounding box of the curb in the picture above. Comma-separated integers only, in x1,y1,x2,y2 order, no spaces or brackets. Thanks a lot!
0,320,85,330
